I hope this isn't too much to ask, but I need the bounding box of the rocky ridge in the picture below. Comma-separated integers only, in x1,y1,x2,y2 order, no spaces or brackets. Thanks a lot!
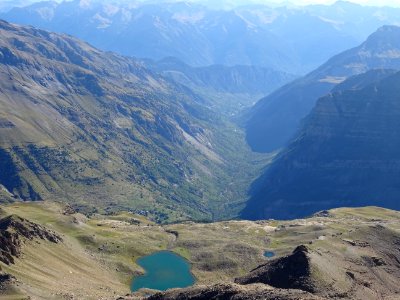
123,283,323,300
0,214,62,265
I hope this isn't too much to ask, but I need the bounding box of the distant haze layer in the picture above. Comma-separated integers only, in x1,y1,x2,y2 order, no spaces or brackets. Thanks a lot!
6,0,400,8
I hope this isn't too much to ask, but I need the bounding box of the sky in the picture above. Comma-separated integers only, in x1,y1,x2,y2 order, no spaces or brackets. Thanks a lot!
207,0,400,7
202,0,400,6
275,0,400,5
9,0,400,7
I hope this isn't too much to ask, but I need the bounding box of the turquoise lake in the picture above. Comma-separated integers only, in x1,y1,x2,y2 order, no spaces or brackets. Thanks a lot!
131,251,195,291
264,251,275,258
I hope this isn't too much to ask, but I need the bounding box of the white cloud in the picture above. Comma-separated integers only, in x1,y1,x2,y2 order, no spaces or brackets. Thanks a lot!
79,0,91,8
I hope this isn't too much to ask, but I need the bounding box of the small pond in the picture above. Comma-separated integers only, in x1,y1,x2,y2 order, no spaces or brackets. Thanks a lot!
264,251,275,258
131,251,195,291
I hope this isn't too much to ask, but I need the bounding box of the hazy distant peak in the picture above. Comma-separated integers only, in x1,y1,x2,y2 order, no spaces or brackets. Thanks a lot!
363,25,400,51
376,24,400,32
332,0,362,7
22,0,57,9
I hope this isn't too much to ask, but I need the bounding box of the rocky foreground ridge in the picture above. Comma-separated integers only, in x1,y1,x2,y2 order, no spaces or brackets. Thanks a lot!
0,202,399,299
0,214,62,265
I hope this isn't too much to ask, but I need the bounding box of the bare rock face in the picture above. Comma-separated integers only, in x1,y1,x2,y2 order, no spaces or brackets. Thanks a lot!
119,283,325,300
0,214,62,265
0,272,16,293
62,204,77,216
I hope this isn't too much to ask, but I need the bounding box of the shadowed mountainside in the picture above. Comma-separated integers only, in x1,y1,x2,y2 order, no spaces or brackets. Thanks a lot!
243,70,400,220
246,25,400,152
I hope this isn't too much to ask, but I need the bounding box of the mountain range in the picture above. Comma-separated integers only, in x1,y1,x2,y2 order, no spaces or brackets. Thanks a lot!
0,1,297,72
2,7,400,224
1,15,400,223
1,1,400,299
246,25,400,153
3,1,400,74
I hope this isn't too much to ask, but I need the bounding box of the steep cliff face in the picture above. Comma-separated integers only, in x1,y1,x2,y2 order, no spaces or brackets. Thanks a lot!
246,25,400,152
243,70,400,220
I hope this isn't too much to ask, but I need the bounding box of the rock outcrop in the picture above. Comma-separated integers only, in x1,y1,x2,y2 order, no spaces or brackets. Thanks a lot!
0,272,16,293
237,226,400,299
0,214,62,265
119,283,324,300
235,245,315,292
